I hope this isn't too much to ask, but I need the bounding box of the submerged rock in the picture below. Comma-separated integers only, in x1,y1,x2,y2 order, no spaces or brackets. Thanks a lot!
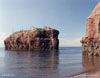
81,2,100,56
4,27,59,51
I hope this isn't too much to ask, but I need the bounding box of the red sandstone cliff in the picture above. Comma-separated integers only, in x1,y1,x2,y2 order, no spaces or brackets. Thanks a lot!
4,27,59,51
81,2,100,56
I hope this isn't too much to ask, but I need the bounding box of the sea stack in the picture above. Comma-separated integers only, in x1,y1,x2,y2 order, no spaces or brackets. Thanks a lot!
81,2,100,56
4,27,59,51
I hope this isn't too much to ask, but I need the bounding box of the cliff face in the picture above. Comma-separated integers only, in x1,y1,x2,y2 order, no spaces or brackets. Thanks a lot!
4,27,59,51
81,2,100,56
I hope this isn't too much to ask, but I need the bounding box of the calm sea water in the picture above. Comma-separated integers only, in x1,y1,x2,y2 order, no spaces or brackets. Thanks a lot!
0,47,99,78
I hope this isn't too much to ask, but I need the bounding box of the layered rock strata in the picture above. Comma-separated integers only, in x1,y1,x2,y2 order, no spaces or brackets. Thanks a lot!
81,2,100,56
4,27,59,51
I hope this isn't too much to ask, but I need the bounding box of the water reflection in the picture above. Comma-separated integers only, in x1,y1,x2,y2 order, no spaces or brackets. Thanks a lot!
0,47,84,78
82,55,100,70
82,55,100,78
12,50,59,68
1,49,59,78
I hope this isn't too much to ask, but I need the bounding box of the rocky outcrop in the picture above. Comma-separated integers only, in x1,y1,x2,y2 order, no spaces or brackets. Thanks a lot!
81,2,100,56
4,27,59,51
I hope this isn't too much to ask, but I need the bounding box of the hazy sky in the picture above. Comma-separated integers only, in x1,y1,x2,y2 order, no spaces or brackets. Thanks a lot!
0,0,99,47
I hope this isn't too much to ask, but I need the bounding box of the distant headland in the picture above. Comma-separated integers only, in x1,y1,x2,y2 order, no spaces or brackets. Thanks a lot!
4,27,59,51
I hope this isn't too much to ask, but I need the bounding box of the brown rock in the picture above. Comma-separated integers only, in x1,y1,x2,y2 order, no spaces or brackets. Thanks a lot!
4,27,59,51
81,2,100,56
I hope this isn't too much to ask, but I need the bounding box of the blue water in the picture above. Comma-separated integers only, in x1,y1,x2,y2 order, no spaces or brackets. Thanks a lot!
0,47,90,78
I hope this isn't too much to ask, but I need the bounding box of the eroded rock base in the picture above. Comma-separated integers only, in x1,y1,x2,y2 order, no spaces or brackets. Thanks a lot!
81,39,100,56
